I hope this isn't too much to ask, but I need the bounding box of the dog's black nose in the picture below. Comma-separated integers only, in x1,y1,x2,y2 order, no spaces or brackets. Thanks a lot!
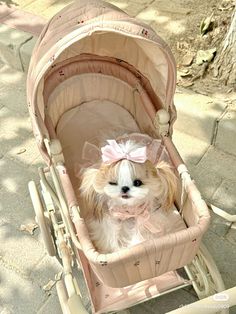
121,186,130,193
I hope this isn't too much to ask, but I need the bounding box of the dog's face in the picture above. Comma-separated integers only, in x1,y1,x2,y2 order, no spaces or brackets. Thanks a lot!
94,160,161,207
81,159,177,211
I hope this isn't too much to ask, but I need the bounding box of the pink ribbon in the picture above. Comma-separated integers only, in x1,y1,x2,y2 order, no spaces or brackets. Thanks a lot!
109,203,161,234
101,140,147,164
81,134,170,167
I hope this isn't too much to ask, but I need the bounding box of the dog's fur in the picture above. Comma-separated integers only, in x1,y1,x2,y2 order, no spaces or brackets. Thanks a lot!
80,140,177,253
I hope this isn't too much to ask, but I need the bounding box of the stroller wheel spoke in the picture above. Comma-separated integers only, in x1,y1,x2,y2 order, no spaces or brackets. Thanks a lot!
185,243,227,307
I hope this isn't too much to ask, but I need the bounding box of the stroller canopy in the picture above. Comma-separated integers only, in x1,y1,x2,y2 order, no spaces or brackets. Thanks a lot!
27,0,177,160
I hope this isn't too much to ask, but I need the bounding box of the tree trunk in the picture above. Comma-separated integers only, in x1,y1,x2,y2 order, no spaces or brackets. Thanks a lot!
213,8,236,87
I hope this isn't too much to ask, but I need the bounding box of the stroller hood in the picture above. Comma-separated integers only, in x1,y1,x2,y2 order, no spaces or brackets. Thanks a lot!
27,0,177,161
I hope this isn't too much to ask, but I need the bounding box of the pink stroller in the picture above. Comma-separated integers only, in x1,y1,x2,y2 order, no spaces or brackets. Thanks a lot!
27,1,228,313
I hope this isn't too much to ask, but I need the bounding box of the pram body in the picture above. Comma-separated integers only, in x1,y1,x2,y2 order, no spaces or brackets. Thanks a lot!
27,1,228,313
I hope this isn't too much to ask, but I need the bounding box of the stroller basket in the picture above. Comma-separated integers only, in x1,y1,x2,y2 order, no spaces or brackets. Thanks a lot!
75,202,209,289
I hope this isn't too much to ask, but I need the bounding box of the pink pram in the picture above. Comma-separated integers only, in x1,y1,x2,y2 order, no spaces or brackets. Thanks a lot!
27,1,227,313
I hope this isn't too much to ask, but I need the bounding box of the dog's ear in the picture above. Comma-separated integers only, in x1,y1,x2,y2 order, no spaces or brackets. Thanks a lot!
80,168,102,219
80,168,98,194
155,161,177,210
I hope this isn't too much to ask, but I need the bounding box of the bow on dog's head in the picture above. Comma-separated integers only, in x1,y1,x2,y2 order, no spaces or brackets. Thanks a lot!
101,139,147,164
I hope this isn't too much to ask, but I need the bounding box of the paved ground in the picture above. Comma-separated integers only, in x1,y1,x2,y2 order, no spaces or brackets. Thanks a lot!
0,1,236,314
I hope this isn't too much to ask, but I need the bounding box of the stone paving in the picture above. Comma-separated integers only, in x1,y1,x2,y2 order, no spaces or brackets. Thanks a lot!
0,1,236,314
0,62,62,314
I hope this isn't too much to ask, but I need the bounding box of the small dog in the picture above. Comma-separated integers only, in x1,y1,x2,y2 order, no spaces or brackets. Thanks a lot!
80,136,177,253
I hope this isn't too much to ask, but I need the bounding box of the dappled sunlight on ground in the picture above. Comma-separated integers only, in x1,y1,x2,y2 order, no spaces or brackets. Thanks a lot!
0,62,63,313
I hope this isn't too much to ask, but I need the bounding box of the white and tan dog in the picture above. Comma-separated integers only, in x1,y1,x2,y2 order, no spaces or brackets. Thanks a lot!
80,136,177,253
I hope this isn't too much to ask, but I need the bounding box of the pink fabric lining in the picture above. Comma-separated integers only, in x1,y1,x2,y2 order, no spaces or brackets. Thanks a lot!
43,56,157,124
44,53,164,112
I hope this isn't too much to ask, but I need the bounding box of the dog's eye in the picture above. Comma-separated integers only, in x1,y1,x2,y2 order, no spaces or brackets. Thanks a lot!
109,181,118,185
133,179,143,187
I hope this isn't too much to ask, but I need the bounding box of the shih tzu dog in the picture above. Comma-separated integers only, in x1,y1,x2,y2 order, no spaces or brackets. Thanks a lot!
80,134,177,253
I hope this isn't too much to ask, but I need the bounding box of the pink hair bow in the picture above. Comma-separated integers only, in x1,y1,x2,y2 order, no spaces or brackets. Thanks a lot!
101,140,147,164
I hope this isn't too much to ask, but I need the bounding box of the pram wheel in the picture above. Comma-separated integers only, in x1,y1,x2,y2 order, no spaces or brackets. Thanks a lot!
185,243,228,314
28,180,56,257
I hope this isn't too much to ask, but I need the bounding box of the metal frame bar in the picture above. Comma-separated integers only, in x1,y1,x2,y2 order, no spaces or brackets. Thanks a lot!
210,204,236,223
39,171,87,314
39,164,82,250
